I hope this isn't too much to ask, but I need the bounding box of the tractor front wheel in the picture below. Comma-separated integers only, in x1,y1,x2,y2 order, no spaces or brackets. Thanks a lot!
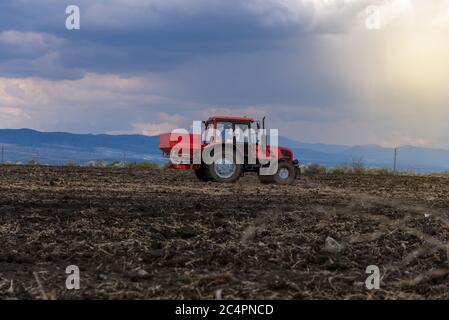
273,162,296,184
258,162,296,185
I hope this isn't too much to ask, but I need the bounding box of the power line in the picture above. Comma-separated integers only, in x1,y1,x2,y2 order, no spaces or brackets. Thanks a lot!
393,147,398,171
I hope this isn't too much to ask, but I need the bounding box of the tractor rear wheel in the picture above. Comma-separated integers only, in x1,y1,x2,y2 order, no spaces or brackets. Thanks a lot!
208,155,242,183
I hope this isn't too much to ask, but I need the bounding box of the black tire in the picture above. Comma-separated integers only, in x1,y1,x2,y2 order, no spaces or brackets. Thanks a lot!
207,154,242,183
258,162,296,185
194,165,212,182
273,162,296,185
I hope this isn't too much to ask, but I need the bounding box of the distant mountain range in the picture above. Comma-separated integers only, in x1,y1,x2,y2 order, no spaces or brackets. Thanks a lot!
0,129,162,165
0,128,448,173
278,137,449,173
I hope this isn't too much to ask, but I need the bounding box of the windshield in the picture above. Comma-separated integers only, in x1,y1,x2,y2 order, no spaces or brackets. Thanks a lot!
216,122,233,142
202,120,257,144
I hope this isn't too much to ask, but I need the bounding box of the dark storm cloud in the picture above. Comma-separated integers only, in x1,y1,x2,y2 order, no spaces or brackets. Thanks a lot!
0,0,325,78
4,0,416,147
0,0,364,111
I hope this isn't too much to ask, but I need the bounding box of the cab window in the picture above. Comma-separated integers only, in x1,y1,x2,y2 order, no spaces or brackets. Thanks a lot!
216,122,233,142
234,123,249,143
203,122,215,143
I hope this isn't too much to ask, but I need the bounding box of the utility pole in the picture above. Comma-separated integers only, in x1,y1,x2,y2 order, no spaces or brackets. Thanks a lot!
393,147,398,171
1,145,4,164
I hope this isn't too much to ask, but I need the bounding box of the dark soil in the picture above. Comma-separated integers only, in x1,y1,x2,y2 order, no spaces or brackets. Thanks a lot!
1,165,449,299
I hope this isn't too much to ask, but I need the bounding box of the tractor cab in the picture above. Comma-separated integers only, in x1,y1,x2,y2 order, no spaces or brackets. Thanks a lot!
202,116,259,145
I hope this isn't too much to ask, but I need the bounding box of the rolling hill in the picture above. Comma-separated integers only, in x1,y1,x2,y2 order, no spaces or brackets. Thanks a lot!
0,128,448,172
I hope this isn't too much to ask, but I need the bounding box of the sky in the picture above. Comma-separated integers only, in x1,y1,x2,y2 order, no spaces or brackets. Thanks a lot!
1,0,449,147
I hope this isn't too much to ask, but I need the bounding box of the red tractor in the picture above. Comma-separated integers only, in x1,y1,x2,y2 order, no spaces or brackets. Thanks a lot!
159,116,300,184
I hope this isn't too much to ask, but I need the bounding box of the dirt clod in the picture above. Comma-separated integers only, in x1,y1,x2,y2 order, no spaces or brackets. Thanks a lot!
324,236,344,254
